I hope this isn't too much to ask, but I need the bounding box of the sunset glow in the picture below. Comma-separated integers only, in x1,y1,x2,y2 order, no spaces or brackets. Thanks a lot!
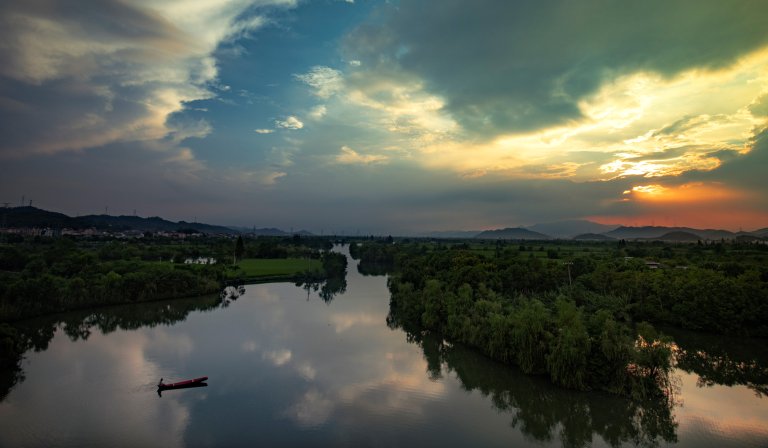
624,183,747,203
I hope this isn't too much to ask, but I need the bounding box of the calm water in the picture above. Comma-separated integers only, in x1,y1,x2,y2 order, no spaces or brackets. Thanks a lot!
1,246,767,447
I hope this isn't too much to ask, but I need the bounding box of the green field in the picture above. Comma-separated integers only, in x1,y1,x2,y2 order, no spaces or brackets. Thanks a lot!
230,258,321,279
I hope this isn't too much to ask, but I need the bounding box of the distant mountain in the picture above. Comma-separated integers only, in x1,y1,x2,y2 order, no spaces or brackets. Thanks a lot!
697,229,737,240
753,228,768,238
475,227,552,240
605,226,737,240
419,230,482,239
0,206,77,228
651,231,701,242
607,226,677,239
527,220,619,238
572,233,615,241
1,206,237,235
230,226,289,236
735,234,762,242
256,228,288,236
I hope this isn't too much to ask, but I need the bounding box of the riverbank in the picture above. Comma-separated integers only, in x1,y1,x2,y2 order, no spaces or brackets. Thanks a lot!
225,258,322,285
0,236,341,323
2,249,766,447
353,239,768,399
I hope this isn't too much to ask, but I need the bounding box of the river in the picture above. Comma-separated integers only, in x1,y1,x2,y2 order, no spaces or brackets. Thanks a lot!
0,246,766,447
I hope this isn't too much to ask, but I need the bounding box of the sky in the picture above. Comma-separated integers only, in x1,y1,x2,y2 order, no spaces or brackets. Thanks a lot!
1,0,767,234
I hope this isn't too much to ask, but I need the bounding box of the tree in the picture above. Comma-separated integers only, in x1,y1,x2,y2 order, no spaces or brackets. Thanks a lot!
234,236,245,263
512,298,551,374
547,298,590,389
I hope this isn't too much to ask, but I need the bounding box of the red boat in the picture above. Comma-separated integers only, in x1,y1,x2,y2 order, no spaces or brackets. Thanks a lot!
158,376,208,389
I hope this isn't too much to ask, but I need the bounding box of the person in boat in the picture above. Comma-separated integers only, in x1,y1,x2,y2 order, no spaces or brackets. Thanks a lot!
158,378,164,387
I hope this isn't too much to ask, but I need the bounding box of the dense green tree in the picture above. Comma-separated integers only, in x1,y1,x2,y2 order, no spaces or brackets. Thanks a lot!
547,298,591,390
511,299,551,374
366,238,765,395
235,236,245,263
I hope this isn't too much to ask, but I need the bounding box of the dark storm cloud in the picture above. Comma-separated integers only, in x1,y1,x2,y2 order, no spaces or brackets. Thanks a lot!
0,0,201,156
696,126,768,195
0,0,293,158
0,75,157,156
345,0,768,137
0,141,217,218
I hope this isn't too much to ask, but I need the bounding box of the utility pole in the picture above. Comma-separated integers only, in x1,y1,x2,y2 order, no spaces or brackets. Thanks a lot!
1,202,8,231
564,261,573,287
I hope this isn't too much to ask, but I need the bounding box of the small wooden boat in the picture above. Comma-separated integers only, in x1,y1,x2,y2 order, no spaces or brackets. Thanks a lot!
158,376,208,389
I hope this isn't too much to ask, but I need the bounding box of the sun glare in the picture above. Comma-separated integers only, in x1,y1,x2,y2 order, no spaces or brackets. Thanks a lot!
624,182,745,203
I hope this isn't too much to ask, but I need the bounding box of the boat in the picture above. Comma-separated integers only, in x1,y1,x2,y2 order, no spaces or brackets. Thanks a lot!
158,376,208,389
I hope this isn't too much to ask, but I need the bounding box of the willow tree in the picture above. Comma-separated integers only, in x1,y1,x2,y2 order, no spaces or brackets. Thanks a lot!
547,298,591,390
511,298,551,374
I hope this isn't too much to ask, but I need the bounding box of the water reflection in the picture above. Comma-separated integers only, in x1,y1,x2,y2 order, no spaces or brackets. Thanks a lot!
394,319,679,448
667,327,768,397
157,382,208,397
0,246,766,447
0,293,224,400
296,275,347,304
0,356,22,402
356,260,393,276
220,284,246,306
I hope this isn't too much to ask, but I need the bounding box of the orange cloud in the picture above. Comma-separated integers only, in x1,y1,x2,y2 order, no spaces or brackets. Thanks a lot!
623,182,746,203
590,207,768,231
595,182,768,230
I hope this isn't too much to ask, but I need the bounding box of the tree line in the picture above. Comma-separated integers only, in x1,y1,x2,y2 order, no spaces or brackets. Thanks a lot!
353,239,768,397
0,235,342,322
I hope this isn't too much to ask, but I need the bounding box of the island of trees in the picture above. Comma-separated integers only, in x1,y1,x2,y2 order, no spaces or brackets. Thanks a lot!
350,238,768,399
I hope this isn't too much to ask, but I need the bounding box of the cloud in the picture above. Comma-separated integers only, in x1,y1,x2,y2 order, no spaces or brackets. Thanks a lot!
166,116,213,143
691,126,768,195
262,171,287,185
329,312,380,333
345,0,768,137
294,66,344,99
238,169,288,186
622,182,746,204
318,50,767,184
263,349,292,366
0,140,232,220
254,128,275,134
0,0,296,157
308,105,327,120
750,94,768,118
297,362,317,381
279,3,766,191
284,390,334,428
275,116,304,130
336,146,388,165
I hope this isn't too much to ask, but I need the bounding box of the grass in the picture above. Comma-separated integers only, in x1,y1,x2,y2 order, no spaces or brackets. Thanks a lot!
229,258,322,279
